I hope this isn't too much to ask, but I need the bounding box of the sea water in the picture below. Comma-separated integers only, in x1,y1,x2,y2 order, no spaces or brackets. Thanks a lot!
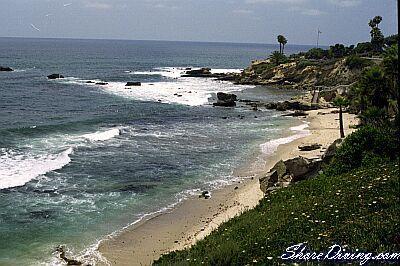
0,38,310,265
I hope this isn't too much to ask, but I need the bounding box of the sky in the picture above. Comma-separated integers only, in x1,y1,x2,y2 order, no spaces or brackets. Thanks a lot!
0,0,398,45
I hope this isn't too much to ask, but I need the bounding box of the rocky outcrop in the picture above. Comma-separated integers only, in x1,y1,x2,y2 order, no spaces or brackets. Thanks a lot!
0,66,13,71
47,74,64,79
298,143,322,151
235,58,361,90
213,92,237,107
265,100,317,111
260,156,322,194
55,246,82,265
126,82,141,86
182,68,212,78
181,68,237,80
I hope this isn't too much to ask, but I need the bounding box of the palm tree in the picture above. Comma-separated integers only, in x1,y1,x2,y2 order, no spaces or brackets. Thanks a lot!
333,96,349,138
277,35,287,54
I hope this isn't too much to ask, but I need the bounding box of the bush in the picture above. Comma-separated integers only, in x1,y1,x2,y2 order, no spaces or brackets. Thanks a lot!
268,51,288,66
345,55,369,69
305,48,328,60
325,125,399,175
297,59,318,69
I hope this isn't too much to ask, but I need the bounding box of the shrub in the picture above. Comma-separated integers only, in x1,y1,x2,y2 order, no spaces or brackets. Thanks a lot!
305,48,328,60
268,51,288,66
345,55,369,70
325,125,399,175
296,59,318,69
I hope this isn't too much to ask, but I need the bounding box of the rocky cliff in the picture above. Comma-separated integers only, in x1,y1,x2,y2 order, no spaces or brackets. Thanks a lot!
234,57,364,90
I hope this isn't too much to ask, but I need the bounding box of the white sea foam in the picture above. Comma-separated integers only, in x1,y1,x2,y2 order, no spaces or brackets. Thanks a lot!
53,67,251,106
89,78,252,106
0,147,73,190
131,67,185,79
131,67,242,78
260,122,310,155
82,128,120,142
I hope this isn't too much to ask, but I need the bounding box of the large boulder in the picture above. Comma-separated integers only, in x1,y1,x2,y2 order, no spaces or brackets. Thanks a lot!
0,66,13,72
284,156,321,182
213,92,237,107
322,138,343,163
259,156,322,193
47,74,64,79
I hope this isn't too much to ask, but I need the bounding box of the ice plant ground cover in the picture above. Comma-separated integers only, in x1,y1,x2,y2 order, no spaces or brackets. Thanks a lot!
155,161,399,265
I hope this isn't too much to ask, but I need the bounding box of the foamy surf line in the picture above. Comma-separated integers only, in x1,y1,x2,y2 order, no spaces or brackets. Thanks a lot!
56,73,254,106
0,147,73,190
260,122,310,155
129,67,242,79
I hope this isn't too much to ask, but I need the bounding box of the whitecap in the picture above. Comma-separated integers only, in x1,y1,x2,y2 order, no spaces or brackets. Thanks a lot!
82,128,120,142
0,147,73,190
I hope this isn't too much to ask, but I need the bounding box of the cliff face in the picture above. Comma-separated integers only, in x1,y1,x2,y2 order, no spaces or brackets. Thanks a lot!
236,58,362,90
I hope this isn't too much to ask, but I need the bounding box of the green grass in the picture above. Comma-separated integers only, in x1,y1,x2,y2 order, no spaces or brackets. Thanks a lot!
155,162,399,265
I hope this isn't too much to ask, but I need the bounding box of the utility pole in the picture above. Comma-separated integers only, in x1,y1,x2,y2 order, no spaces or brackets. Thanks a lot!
317,28,322,48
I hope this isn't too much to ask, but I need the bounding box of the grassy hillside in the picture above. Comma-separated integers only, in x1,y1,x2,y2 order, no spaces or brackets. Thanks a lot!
155,161,399,265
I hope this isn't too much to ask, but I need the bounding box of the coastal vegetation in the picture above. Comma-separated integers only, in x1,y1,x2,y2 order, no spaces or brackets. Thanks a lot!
155,15,399,265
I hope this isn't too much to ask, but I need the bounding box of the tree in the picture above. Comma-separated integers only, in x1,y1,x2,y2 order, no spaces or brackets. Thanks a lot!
329,44,347,58
382,44,399,126
333,96,349,138
361,66,389,110
277,35,287,54
368,16,384,53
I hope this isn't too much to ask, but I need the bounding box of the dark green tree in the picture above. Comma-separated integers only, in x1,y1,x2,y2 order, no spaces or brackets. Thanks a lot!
277,35,287,54
368,16,384,53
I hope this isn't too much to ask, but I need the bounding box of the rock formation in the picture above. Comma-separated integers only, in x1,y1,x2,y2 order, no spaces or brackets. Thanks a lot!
0,66,13,71
47,74,64,79
213,92,237,107
126,82,141,86
259,156,322,194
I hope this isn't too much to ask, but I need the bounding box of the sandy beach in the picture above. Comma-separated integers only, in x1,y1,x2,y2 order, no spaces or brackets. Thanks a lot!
97,108,358,266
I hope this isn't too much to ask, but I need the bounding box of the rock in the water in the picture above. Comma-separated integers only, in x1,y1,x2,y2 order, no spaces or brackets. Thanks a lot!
182,68,211,77
95,82,108,85
55,246,82,266
47,74,64,79
298,143,322,151
213,92,237,107
283,110,309,117
126,82,141,86
86,81,95,84
0,66,13,72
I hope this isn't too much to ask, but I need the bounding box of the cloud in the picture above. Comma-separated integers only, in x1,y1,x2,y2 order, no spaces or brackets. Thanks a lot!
84,1,112,10
291,6,326,16
232,9,254,14
328,0,361,7
246,0,307,3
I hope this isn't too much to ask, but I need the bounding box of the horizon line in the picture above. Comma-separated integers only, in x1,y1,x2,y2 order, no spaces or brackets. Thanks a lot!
0,35,333,48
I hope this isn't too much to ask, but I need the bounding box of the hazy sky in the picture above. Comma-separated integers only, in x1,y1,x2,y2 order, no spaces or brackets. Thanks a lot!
0,0,398,45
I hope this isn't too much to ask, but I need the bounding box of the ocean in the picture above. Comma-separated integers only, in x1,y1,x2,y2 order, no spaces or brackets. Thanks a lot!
0,38,310,265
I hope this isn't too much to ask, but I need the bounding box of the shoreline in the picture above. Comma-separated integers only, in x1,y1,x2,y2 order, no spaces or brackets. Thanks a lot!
96,108,358,266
